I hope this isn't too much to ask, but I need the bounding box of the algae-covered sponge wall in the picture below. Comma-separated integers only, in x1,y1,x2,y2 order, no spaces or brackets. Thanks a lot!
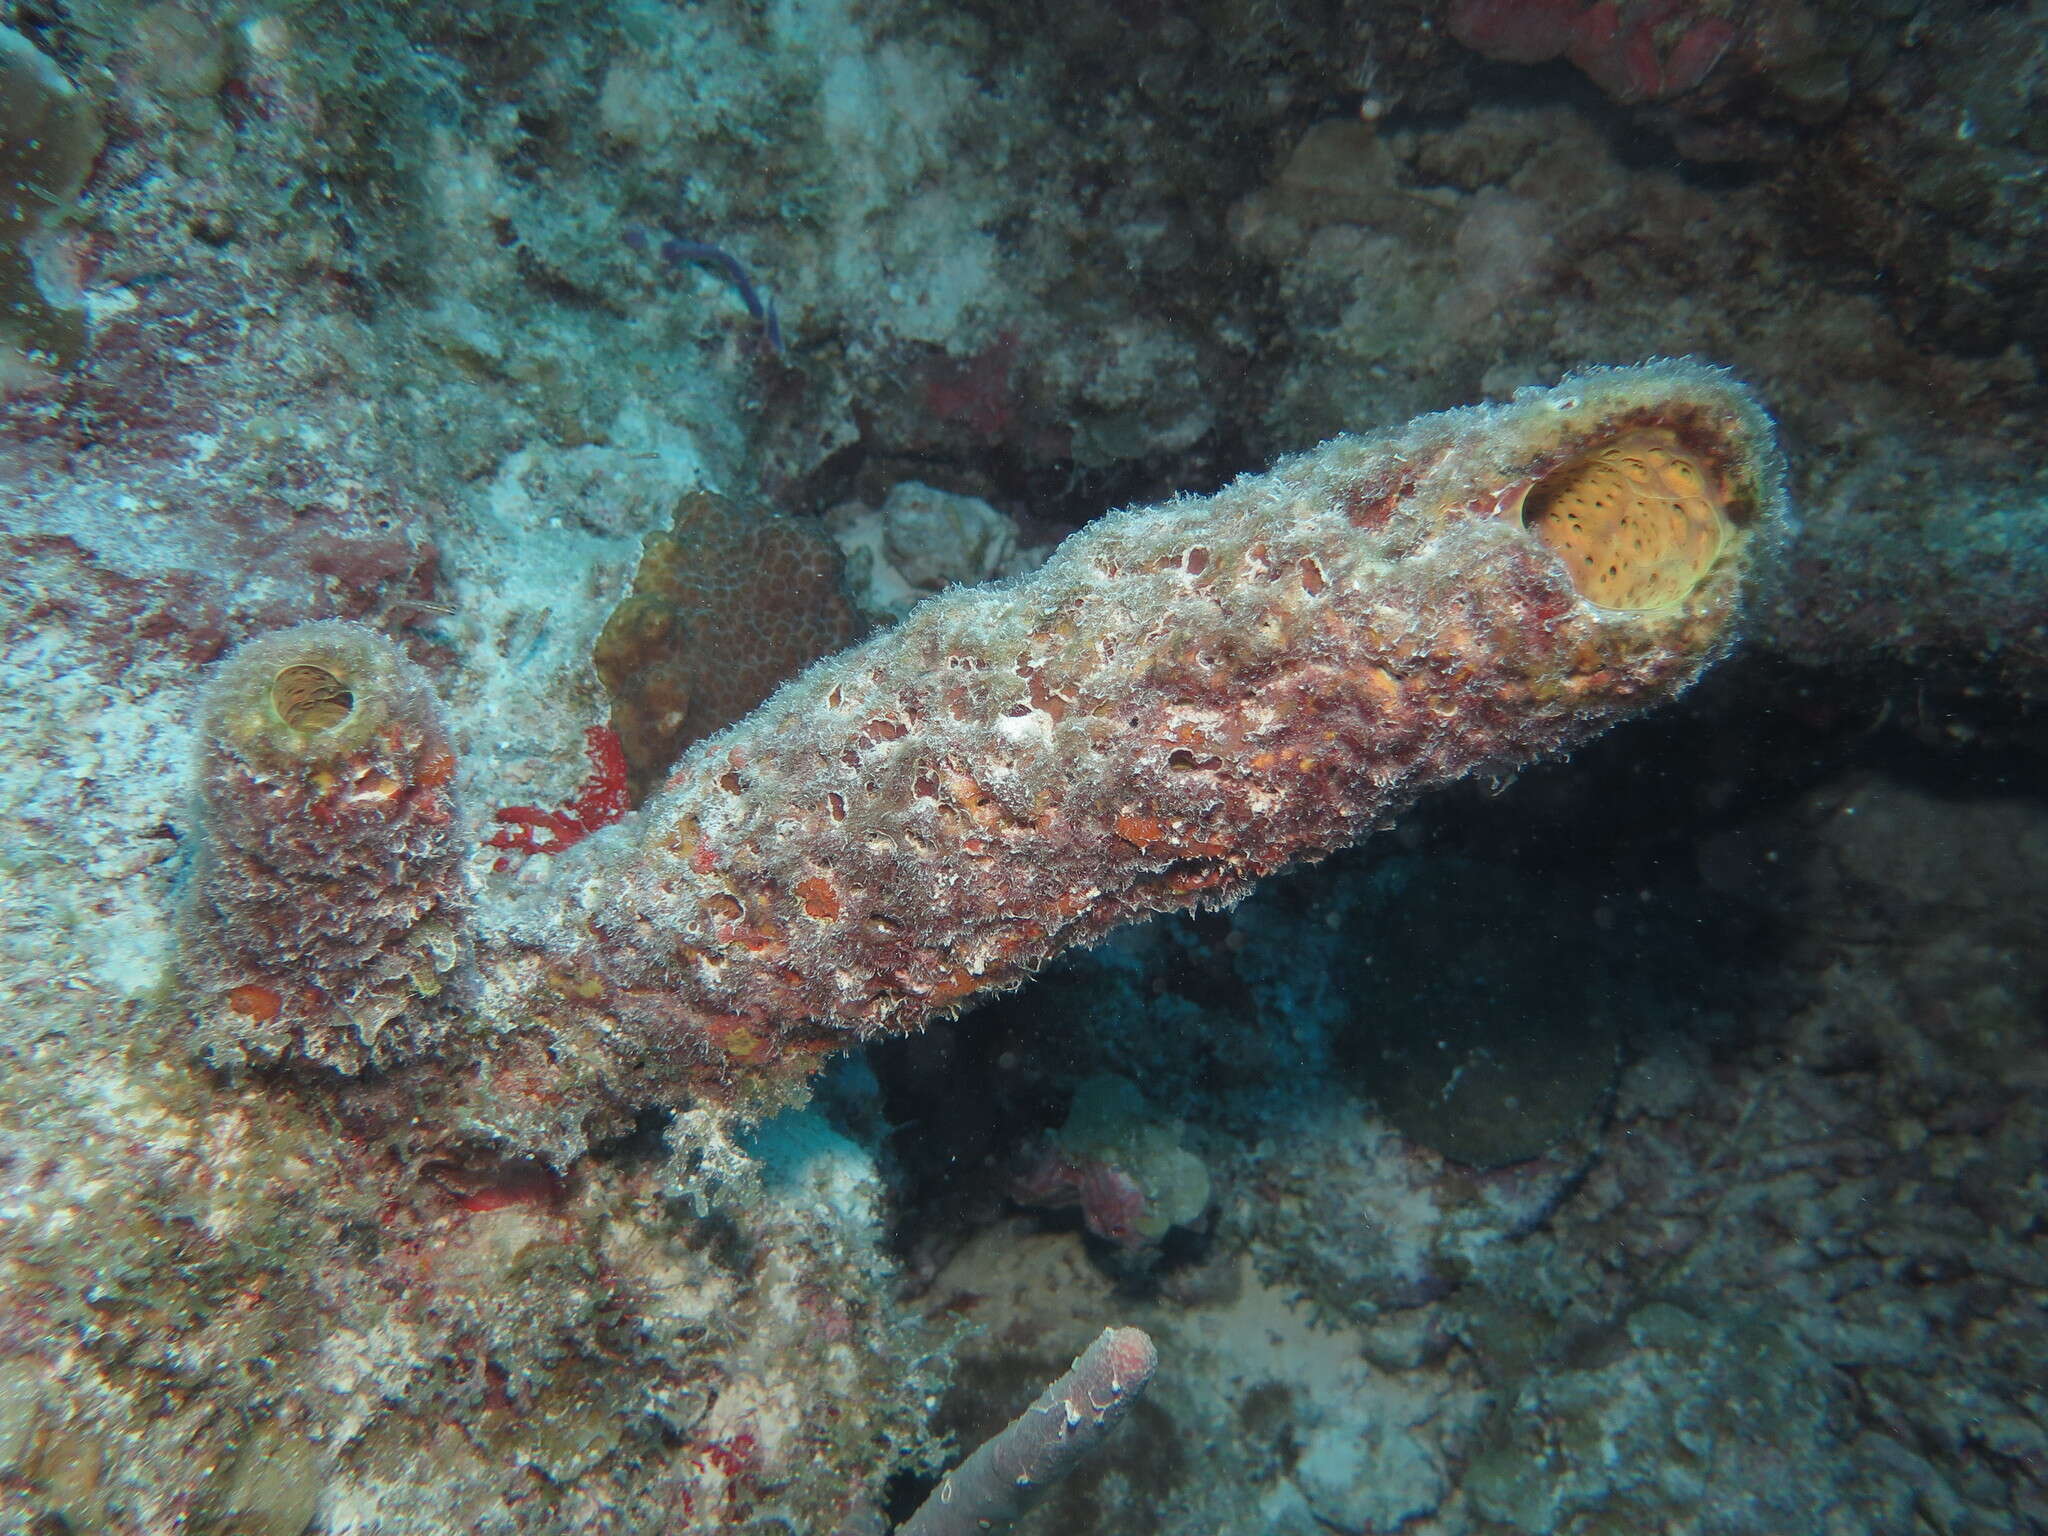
531,358,1785,1103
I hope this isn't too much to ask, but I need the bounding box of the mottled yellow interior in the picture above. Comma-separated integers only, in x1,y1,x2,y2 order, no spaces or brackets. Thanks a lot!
1519,429,1730,611
272,664,355,732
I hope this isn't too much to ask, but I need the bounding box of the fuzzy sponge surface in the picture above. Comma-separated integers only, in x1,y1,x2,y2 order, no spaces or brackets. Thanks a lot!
539,359,1786,1101
179,620,473,1072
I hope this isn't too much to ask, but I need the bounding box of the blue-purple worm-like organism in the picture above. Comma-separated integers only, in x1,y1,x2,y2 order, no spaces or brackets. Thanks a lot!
625,225,784,354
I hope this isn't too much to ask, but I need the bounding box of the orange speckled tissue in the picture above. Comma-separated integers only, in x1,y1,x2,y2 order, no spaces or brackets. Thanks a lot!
544,358,1786,1097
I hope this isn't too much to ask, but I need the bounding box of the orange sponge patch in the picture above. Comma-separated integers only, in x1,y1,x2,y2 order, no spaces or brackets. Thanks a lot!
1518,429,1730,612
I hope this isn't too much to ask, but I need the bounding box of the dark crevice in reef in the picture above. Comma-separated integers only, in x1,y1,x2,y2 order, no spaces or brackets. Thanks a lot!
871,638,2048,1287
586,1103,676,1168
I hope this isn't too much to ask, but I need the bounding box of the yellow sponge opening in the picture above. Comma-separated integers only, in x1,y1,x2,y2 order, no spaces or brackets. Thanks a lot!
271,664,355,732
1519,430,1730,612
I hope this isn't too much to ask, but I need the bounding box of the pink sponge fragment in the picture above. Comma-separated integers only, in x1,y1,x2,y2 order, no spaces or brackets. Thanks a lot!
1449,0,1743,104
899,1325,1159,1536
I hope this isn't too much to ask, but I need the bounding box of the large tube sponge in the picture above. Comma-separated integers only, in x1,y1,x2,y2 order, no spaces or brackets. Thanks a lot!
178,621,472,1073
541,359,1786,1100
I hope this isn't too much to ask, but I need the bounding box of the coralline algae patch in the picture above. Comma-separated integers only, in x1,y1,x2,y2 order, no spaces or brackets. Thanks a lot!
0,586,191,1009
1009,1074,1212,1252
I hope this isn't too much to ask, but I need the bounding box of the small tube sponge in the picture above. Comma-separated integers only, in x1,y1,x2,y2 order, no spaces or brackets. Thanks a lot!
900,1325,1158,1536
177,621,472,1073
535,358,1786,1105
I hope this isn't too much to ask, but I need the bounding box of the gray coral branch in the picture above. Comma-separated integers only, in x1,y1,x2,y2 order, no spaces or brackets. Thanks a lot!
898,1326,1159,1536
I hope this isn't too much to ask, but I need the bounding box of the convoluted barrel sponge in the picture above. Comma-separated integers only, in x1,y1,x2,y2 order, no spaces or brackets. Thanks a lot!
178,621,473,1073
